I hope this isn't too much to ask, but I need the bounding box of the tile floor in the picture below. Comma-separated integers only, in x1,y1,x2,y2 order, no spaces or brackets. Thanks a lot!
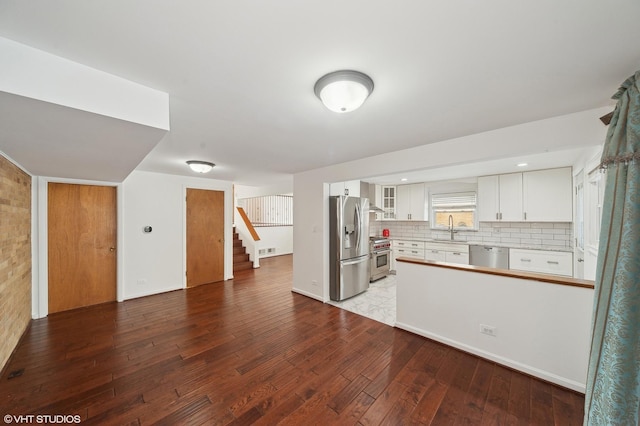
327,274,396,326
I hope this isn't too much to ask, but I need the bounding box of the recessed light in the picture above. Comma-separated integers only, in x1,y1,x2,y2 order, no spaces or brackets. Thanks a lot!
401,178,408,182
517,163,528,167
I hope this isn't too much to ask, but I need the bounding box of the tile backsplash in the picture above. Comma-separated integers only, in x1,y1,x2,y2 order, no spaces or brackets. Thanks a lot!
371,220,573,251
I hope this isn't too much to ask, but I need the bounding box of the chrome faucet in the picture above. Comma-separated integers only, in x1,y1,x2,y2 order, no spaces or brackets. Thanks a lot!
448,214,456,241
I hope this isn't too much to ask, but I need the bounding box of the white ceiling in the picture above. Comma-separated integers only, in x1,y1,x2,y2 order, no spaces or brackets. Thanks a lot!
364,147,594,186
1,1,639,185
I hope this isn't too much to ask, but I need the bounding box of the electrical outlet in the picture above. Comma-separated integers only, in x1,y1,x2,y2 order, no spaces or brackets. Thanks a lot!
480,324,497,337
137,279,147,286
311,280,318,287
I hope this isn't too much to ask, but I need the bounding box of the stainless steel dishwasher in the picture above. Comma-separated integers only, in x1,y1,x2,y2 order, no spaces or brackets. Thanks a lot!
469,245,509,269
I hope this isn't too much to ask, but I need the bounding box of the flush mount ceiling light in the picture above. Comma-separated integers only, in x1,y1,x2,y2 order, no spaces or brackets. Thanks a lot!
314,70,374,113
186,160,215,173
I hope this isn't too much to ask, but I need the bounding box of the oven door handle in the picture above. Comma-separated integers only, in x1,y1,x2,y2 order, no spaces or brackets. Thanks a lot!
372,250,391,256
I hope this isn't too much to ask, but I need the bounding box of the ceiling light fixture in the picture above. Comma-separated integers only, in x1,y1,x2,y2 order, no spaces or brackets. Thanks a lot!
314,70,374,113
517,163,528,167
186,160,215,173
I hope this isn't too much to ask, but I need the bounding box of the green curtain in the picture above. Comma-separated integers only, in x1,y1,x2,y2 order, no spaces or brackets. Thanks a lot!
585,71,640,425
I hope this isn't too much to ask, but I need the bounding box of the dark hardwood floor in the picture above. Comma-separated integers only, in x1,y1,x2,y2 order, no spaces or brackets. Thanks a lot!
1,255,584,425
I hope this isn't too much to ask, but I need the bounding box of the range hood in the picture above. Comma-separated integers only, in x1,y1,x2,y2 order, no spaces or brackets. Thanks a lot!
360,181,384,213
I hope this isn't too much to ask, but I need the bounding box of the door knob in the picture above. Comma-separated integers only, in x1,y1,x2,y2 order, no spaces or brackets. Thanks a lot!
109,247,116,252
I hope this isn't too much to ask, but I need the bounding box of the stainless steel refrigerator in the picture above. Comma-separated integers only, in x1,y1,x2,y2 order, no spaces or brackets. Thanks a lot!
329,195,370,301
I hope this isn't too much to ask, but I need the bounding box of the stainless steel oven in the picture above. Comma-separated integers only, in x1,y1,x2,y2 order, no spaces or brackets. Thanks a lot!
369,237,391,282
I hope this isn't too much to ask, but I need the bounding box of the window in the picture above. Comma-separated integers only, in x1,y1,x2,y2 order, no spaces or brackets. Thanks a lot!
237,195,293,227
430,192,477,230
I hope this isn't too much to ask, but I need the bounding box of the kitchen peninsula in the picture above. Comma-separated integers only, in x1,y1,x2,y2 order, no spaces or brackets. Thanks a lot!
395,257,594,393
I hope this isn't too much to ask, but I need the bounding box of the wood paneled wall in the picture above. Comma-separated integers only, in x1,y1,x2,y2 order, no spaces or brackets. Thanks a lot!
0,154,31,372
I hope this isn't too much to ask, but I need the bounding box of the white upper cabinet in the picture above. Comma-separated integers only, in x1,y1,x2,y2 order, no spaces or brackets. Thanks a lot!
477,173,523,221
477,175,499,222
381,185,397,219
329,180,361,197
499,173,524,221
523,167,573,222
478,167,572,222
396,183,427,221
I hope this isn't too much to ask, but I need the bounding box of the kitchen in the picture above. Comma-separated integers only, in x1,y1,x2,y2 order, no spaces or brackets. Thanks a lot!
293,108,608,306
322,140,603,393
330,160,590,284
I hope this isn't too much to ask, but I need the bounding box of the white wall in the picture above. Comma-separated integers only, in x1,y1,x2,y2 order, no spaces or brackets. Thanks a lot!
31,171,234,318
234,182,294,259
256,227,293,257
395,261,593,392
293,107,610,301
121,171,233,300
292,176,329,301
0,37,169,130
235,181,293,199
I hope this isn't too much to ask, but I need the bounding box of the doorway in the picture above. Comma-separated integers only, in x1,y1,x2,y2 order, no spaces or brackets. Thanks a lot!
48,183,117,314
186,188,225,287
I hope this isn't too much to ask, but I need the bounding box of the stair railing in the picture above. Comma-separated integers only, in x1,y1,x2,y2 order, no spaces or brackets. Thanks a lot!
235,207,261,268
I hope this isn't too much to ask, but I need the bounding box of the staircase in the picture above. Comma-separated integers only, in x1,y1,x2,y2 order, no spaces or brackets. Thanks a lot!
233,227,254,272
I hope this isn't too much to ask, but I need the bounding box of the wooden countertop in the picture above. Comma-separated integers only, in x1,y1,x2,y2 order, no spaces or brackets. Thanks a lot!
396,257,595,289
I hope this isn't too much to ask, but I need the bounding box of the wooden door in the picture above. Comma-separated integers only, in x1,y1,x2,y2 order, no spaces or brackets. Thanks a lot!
48,183,117,314
186,188,225,287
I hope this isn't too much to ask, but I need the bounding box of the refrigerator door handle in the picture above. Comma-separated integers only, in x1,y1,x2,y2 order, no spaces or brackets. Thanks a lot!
355,202,361,252
340,255,369,266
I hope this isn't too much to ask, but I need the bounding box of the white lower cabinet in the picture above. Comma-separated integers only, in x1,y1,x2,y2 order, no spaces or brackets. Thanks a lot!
396,247,425,259
392,239,470,269
424,242,469,265
392,240,425,270
394,240,425,259
509,248,573,277
445,251,470,264
424,248,446,262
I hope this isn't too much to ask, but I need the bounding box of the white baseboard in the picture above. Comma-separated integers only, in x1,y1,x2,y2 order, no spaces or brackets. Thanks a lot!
124,285,183,301
291,287,323,302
